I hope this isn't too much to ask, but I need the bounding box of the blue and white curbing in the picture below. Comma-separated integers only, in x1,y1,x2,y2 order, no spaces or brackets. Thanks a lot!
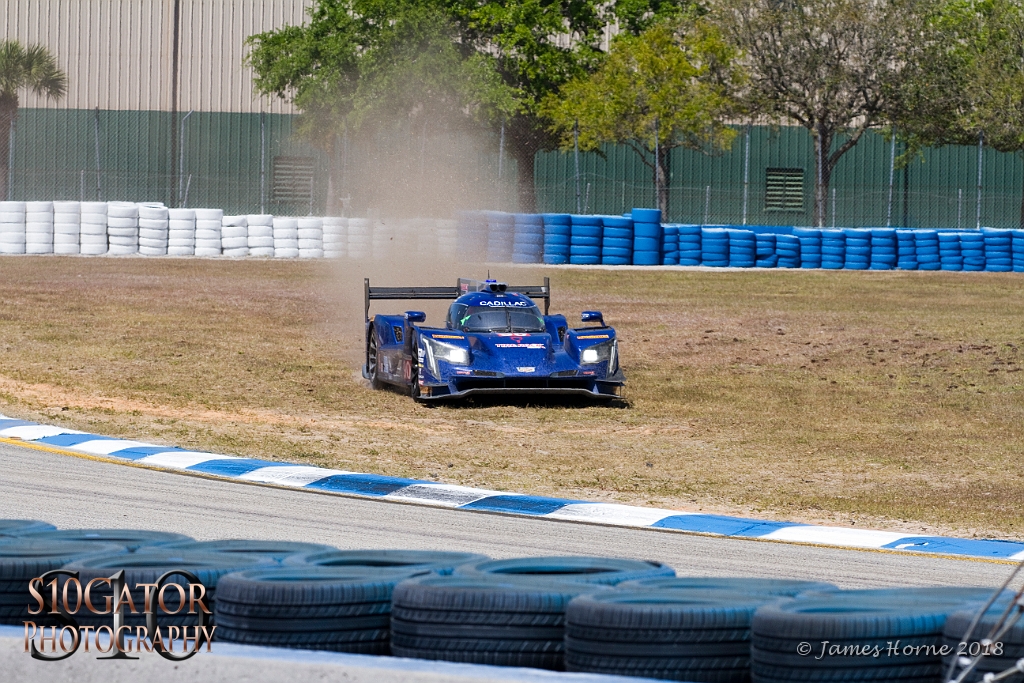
2,414,1022,562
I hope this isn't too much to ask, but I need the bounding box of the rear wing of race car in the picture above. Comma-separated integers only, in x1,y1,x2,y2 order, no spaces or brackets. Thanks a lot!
365,277,551,320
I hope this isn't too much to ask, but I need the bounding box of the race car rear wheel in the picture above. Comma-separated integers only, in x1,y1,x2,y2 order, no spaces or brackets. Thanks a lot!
367,331,384,390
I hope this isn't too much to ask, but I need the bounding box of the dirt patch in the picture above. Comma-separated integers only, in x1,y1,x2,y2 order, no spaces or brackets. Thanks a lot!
0,257,1022,538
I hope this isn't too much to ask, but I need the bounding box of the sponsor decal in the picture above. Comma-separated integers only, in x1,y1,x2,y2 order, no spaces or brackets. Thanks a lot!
431,334,464,340
495,343,545,349
516,367,536,372
477,300,530,307
23,569,214,662
577,334,611,339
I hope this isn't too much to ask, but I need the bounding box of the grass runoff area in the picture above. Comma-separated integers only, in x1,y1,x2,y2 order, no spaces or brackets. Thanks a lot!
0,257,1021,539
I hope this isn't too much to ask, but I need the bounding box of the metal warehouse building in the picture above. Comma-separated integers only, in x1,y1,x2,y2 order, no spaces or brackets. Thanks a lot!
3,0,1024,226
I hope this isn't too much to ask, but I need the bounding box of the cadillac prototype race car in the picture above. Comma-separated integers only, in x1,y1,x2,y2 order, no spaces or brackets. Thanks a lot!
362,278,625,401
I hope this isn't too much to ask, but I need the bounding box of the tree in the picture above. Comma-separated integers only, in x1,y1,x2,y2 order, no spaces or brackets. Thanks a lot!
713,0,918,227
0,40,66,201
247,0,621,212
542,18,743,215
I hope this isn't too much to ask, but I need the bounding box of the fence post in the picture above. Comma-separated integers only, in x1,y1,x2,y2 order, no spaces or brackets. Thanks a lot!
831,187,836,229
957,188,962,230
178,110,193,206
93,107,102,201
703,185,711,227
886,135,896,227
976,132,984,229
573,119,581,214
260,111,266,214
742,124,751,225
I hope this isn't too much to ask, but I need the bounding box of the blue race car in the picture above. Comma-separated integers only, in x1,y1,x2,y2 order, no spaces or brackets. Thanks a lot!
363,278,624,401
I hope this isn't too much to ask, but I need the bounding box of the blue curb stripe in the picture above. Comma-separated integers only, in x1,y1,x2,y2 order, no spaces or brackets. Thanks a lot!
4,413,1024,562
186,458,292,477
108,446,187,460
461,495,577,515
305,473,423,497
37,433,121,447
652,514,795,537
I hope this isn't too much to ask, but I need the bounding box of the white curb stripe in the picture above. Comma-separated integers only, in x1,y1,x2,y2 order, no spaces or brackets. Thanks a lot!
0,425,84,440
135,452,239,468
759,526,910,549
546,503,683,527
67,439,160,455
385,484,512,508
239,466,352,487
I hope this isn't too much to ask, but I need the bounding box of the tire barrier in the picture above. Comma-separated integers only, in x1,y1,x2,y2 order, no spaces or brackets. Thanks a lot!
0,540,128,625
662,225,679,265
62,550,270,628
7,199,1024,273
284,549,489,574
214,566,427,653
564,590,781,681
601,216,633,266
570,214,602,265
390,574,609,669
452,556,675,585
632,208,663,265
942,606,1024,683
677,225,702,266
155,539,336,563
619,577,837,596
16,528,193,553
0,519,57,536
750,588,998,683
512,213,544,264
221,215,249,258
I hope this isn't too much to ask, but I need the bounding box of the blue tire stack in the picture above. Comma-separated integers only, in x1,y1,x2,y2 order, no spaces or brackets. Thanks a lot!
631,209,662,265
982,228,1013,272
600,216,633,265
756,233,778,268
456,211,488,261
776,234,801,268
895,230,918,270
485,212,514,263
1013,230,1024,272
819,229,846,269
843,229,871,270
676,225,701,266
960,232,986,271
701,228,730,267
511,214,544,264
661,226,679,265
793,228,822,268
569,215,602,265
914,230,940,270
938,232,963,270
542,214,571,265
728,229,757,268
869,229,897,270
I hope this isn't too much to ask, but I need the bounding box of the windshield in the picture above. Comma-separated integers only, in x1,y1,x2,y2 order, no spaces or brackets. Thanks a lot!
452,305,546,333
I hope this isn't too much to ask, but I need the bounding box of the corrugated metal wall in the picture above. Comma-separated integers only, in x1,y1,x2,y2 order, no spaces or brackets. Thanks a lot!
536,127,1024,228
1,0,309,113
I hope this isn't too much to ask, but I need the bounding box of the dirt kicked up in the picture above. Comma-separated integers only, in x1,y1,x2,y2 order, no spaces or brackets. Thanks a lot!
0,256,1021,539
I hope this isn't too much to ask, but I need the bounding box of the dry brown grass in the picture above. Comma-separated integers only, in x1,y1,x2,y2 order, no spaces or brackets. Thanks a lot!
1,257,1022,538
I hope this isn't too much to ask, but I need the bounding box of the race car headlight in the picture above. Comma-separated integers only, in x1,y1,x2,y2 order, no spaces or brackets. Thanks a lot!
580,339,616,370
422,337,470,376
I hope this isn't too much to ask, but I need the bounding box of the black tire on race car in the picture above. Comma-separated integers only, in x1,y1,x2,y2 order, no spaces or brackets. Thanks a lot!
367,330,384,390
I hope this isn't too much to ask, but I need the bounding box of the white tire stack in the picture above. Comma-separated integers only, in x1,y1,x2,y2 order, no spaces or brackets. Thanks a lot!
106,202,139,255
80,202,108,255
437,219,458,258
348,217,370,259
167,208,196,256
221,215,248,257
246,214,274,257
273,217,299,258
138,204,169,256
372,218,393,260
194,208,223,257
53,201,81,255
25,201,54,254
297,217,323,258
322,217,346,258
0,201,26,255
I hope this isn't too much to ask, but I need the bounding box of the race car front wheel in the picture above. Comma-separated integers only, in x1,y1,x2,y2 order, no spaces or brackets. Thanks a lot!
367,332,384,390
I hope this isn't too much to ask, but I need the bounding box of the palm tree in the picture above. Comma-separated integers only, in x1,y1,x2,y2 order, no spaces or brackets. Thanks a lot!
0,40,67,200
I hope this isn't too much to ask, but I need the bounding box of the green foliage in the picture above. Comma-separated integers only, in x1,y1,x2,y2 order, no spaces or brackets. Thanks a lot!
0,39,67,109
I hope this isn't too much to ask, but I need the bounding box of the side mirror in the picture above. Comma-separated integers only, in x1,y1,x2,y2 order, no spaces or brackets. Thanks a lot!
405,311,426,323
581,311,605,326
